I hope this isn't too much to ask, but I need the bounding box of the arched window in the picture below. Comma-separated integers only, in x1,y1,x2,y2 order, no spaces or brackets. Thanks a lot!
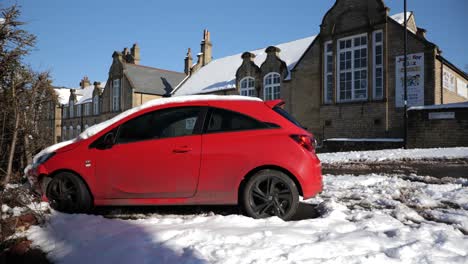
69,102,74,118
239,77,256,97
85,124,89,130
93,95,99,115
77,125,81,137
62,126,67,141
263,72,281,100
69,126,73,139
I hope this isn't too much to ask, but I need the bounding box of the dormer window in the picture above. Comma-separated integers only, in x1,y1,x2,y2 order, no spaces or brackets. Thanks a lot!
240,77,256,97
264,72,281,100
112,79,121,112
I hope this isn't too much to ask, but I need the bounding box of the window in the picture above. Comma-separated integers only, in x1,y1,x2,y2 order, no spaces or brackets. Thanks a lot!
62,126,67,141
77,125,81,136
69,103,74,118
112,79,121,112
373,30,384,99
324,41,333,103
85,124,89,130
63,107,68,119
337,34,368,101
93,95,99,115
264,73,281,100
240,77,256,97
84,103,91,116
116,107,202,144
76,104,82,117
206,108,267,133
69,126,73,139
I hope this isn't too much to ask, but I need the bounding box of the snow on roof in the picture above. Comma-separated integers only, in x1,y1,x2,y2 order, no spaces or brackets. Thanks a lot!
75,85,95,105
53,88,72,105
390,12,412,25
173,35,316,96
409,102,468,111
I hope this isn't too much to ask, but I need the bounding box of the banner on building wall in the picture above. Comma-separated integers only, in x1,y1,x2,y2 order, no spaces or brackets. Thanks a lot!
457,78,468,98
443,66,456,92
395,53,425,108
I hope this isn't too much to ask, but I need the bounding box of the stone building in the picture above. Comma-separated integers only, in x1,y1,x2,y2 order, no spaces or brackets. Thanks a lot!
59,44,185,141
172,0,468,145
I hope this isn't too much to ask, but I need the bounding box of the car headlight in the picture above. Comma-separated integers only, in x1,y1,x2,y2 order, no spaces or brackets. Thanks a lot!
35,152,56,166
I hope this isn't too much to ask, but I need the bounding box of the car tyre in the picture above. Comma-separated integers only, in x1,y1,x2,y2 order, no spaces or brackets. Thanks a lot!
242,169,299,220
46,172,92,213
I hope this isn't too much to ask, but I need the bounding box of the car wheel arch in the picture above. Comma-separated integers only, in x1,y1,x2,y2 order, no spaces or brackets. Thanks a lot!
237,165,303,205
47,169,95,203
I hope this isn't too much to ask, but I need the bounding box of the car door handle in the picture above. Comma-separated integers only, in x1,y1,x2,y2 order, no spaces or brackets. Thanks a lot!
173,146,192,153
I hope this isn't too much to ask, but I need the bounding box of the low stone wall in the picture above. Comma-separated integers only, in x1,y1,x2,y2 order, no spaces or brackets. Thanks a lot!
407,105,468,148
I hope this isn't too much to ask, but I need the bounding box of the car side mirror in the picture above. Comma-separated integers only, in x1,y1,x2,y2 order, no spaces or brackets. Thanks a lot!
102,132,115,149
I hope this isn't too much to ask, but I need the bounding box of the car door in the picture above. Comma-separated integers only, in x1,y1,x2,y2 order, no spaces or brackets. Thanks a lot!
93,106,205,199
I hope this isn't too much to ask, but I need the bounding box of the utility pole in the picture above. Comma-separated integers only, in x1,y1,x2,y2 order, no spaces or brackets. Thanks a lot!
403,0,408,149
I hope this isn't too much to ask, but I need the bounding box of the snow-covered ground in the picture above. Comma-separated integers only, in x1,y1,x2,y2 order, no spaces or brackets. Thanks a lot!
27,174,468,264
318,147,468,164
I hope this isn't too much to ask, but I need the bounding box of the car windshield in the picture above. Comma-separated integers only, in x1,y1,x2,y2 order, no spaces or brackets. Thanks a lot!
273,106,305,129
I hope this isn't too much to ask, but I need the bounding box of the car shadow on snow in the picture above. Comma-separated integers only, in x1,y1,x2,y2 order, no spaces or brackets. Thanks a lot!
41,212,208,264
93,202,321,221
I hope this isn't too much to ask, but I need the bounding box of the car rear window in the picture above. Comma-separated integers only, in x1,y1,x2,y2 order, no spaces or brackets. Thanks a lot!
206,108,268,133
273,106,305,129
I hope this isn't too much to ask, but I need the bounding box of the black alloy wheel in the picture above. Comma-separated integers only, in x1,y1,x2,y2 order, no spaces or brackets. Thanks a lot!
243,170,299,220
46,172,92,213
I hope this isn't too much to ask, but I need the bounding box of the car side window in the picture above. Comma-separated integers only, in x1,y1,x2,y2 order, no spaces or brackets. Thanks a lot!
205,108,268,133
116,107,202,144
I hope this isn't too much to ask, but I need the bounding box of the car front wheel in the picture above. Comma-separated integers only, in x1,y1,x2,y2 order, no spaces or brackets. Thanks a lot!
242,170,299,220
46,172,92,213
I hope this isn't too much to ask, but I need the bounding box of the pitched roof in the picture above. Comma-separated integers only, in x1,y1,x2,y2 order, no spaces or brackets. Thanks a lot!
172,35,317,96
53,87,72,105
123,63,186,96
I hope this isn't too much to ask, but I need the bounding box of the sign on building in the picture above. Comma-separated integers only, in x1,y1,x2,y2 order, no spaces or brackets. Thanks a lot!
395,53,425,107
428,112,455,120
443,66,456,92
457,78,468,98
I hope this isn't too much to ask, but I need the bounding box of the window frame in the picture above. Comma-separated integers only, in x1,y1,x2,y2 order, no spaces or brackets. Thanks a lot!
323,41,333,103
336,33,369,102
239,77,256,97
93,95,100,115
263,72,281,101
373,30,384,99
112,79,121,112
114,106,208,145
202,107,272,135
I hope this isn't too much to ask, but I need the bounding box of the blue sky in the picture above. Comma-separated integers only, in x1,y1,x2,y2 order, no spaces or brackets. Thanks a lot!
3,0,467,87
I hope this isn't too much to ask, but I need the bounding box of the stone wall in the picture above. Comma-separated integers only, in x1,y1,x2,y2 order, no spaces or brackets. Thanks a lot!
407,106,468,148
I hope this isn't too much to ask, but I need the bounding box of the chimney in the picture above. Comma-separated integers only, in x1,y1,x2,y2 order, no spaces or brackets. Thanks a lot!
184,48,193,75
416,27,427,39
130,43,140,65
200,29,212,66
265,46,281,57
241,52,256,62
79,76,91,88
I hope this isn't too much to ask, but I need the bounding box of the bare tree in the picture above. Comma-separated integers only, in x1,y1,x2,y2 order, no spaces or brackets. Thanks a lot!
0,5,55,185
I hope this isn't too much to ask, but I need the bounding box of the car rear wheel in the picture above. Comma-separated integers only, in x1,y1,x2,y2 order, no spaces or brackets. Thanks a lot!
242,170,299,220
46,172,92,213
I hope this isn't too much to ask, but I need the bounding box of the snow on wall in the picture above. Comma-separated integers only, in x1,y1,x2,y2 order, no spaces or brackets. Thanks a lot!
318,147,468,164
173,35,316,96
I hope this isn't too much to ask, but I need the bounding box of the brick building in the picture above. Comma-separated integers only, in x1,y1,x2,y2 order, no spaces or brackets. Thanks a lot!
172,0,468,144
59,44,185,141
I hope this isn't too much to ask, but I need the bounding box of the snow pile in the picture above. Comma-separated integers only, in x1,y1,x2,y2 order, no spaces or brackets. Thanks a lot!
28,174,468,264
318,147,468,164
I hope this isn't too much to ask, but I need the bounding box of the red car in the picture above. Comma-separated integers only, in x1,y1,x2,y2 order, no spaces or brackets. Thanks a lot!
28,96,322,220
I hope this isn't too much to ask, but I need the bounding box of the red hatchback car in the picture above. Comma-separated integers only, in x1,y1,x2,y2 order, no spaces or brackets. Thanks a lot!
28,96,322,220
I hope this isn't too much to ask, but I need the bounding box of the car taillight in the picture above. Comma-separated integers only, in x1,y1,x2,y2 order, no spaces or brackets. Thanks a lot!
290,135,315,152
